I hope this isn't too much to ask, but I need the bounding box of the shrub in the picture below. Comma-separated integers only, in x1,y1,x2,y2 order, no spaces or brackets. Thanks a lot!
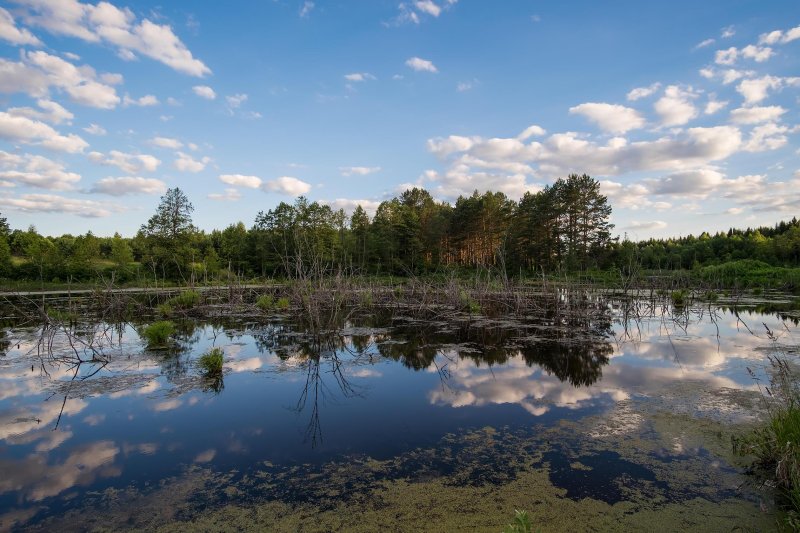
166,290,200,309
141,320,175,346
275,296,290,310
256,294,274,311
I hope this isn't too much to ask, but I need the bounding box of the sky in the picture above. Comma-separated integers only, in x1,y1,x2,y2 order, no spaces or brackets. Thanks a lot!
0,0,798,240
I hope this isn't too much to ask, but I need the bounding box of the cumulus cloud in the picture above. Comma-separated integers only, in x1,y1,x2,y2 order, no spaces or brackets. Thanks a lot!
7,99,73,125
742,123,789,152
261,176,312,195
208,188,241,201
149,136,183,149
83,123,106,135
192,85,216,99
14,0,210,76
715,47,738,65
624,220,668,231
344,72,376,82
226,93,247,109
568,102,645,133
626,82,661,101
122,94,158,107
299,1,314,18
89,176,166,196
646,169,725,196
736,75,799,105
415,0,441,17
405,57,438,73
323,198,381,216
173,151,210,172
0,6,41,45
0,51,121,109
0,153,81,190
87,150,160,173
0,111,88,153
339,166,381,176
654,85,698,127
219,173,261,188
0,193,122,217
704,96,728,115
759,25,800,45
729,105,786,124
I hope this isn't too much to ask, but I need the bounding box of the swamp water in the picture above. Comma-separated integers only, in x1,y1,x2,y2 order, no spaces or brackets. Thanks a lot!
0,293,798,531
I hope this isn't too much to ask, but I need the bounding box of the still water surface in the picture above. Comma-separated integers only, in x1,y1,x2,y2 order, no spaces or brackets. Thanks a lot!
0,294,796,530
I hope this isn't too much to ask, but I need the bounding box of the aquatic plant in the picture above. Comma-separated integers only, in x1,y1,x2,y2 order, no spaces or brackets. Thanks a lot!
734,327,800,528
502,510,536,533
256,294,274,310
141,320,176,346
459,289,481,314
166,290,201,309
199,347,224,376
670,289,689,307
276,296,290,310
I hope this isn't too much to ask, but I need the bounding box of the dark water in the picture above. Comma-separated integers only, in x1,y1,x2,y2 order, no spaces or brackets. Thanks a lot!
0,293,797,530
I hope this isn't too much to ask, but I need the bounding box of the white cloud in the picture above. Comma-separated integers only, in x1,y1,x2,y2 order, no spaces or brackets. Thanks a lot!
339,166,381,176
742,123,789,152
0,192,122,217
405,57,438,73
173,151,210,173
7,99,73,125
0,153,81,190
646,169,725,196
569,102,645,133
715,47,738,65
299,1,314,18
15,0,210,76
694,38,715,49
740,44,773,62
344,72,376,82
88,150,160,173
208,188,241,201
735,75,797,105
721,25,735,38
0,111,88,153
192,85,216,99
626,82,661,101
0,51,121,109
759,25,800,45
625,220,667,231
654,85,698,127
123,94,158,107
415,0,441,17
516,124,546,141
219,173,261,188
704,96,728,115
83,123,106,135
729,105,786,124
149,136,183,149
89,176,167,196
323,198,381,216
0,6,41,45
226,93,247,109
261,176,312,196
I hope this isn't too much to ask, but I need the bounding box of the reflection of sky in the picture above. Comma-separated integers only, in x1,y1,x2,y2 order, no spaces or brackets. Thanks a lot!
0,307,796,526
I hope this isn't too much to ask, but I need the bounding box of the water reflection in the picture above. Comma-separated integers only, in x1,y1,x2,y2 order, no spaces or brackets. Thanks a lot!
0,294,796,529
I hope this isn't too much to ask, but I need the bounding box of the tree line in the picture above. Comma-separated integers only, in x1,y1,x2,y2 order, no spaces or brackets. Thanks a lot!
1,172,798,284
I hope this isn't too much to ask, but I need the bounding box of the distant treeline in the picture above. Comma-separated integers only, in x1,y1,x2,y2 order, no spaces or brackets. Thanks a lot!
0,172,798,284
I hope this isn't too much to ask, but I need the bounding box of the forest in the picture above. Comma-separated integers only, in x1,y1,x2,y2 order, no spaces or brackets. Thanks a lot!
0,172,799,286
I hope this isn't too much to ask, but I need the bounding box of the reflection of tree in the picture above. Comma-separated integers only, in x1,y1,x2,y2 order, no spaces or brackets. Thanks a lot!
519,340,612,387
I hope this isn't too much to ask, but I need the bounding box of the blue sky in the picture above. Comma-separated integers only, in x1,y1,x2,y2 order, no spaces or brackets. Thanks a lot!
0,0,798,239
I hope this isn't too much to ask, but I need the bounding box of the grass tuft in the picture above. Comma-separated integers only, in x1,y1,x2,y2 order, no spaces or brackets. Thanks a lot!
199,347,224,376
141,320,175,346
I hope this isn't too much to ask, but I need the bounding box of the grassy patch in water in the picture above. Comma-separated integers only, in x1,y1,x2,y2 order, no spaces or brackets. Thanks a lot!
255,294,274,311
199,347,224,376
141,320,176,346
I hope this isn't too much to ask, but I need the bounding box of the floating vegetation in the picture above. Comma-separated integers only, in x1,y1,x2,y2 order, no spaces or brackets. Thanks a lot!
198,347,224,376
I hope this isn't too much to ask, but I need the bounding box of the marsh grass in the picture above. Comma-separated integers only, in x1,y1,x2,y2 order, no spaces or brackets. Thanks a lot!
199,347,224,376
502,510,537,533
141,320,176,346
734,326,800,528
255,294,274,311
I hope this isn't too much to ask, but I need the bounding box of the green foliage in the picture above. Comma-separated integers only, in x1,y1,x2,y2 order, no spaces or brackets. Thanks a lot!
275,296,290,310
256,294,274,310
670,289,689,307
167,290,201,309
141,320,176,346
199,347,224,376
734,354,800,528
502,510,536,533
459,289,481,314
